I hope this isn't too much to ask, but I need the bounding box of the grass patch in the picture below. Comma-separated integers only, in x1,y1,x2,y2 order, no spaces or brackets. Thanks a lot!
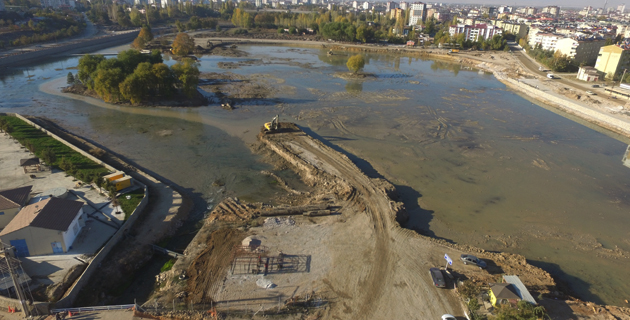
118,188,145,220
161,259,176,272
0,115,108,181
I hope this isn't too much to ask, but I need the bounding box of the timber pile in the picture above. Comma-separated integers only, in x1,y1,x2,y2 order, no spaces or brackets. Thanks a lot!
261,204,329,216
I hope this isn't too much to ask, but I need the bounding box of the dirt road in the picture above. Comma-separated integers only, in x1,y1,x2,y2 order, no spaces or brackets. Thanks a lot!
260,125,463,319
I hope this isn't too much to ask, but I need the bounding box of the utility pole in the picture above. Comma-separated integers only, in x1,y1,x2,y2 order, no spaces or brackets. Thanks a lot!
620,68,627,87
2,246,30,318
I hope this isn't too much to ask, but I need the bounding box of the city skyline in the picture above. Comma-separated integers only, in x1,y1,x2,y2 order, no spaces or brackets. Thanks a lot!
375,0,628,10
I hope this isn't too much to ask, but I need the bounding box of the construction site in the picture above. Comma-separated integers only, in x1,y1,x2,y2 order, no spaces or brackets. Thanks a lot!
138,121,629,320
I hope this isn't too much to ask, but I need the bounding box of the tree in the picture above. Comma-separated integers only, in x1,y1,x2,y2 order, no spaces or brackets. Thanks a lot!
67,72,75,85
93,68,125,102
346,54,365,73
605,38,614,45
171,32,195,56
171,58,200,98
77,54,106,86
41,147,56,165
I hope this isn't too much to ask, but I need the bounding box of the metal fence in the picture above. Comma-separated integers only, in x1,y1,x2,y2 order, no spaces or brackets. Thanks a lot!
51,304,136,314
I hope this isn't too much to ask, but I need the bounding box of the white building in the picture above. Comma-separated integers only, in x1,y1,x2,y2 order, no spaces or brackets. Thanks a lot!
399,1,407,10
362,1,369,10
352,0,357,8
449,23,503,41
408,2,426,26
528,32,564,51
618,4,626,13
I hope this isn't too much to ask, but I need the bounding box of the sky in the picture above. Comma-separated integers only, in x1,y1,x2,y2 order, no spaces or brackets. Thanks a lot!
430,1,627,8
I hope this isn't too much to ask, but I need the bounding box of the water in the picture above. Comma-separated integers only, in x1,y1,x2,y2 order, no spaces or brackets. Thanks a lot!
1,44,630,306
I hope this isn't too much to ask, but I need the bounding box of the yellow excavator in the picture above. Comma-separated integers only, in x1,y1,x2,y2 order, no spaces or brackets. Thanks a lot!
264,115,279,133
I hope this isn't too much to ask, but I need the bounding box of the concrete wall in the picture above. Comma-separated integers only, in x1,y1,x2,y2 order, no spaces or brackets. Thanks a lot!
504,78,630,137
0,207,20,229
0,31,139,68
0,226,62,256
61,208,83,252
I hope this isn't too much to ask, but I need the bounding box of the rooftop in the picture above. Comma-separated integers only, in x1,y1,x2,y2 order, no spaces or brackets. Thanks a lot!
0,185,32,210
0,197,83,236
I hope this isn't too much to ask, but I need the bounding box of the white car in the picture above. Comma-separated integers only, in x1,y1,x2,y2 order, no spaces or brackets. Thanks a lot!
442,315,456,320
586,91,595,95
547,74,555,79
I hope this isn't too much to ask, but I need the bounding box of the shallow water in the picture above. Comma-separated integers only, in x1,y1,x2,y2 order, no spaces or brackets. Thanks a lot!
1,44,630,306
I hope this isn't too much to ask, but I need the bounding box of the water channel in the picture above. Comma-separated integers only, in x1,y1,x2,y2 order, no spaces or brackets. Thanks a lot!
1,44,629,306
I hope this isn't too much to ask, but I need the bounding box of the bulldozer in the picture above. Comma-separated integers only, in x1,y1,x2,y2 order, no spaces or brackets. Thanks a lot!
263,115,279,133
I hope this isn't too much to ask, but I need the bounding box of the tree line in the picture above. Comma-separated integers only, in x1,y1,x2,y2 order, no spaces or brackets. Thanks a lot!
519,38,575,72
0,11,85,48
75,49,200,104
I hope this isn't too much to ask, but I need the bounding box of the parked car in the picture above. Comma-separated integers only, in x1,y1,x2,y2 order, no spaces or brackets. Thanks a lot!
592,84,600,88
547,73,555,79
460,254,487,269
441,315,457,320
586,91,596,95
429,268,446,288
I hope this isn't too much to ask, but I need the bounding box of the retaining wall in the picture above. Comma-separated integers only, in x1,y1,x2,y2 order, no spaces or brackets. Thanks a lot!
54,184,149,308
0,31,139,68
503,78,630,137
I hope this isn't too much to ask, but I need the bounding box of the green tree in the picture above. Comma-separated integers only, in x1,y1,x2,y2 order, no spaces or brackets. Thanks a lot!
41,147,56,165
152,63,176,97
171,32,195,56
93,68,125,102
67,72,75,85
346,54,365,73
77,54,106,86
171,58,200,98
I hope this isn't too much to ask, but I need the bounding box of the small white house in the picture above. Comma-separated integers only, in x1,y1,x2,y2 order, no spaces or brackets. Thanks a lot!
0,197,86,257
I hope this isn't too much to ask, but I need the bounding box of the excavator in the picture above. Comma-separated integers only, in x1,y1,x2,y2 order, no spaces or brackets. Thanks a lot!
263,115,279,133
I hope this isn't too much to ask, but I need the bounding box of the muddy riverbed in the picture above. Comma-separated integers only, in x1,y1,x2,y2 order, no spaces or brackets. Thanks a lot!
1,44,630,306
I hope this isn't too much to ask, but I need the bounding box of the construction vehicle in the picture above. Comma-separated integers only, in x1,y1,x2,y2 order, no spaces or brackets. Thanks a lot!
448,49,459,53
264,115,279,133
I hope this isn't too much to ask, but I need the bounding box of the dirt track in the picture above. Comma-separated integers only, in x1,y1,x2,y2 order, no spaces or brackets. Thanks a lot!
259,124,463,319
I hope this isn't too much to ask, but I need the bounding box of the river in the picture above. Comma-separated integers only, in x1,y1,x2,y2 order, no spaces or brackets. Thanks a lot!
1,44,629,306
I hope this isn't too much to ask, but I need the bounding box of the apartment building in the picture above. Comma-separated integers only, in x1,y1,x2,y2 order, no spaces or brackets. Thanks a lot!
555,37,606,65
528,32,563,51
408,2,426,26
595,44,630,79
449,24,503,42
493,20,528,39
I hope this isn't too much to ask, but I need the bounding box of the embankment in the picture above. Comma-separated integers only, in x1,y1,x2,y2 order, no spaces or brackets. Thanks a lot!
0,31,139,68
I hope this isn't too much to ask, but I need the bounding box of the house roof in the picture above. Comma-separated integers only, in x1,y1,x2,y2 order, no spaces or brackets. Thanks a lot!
490,283,521,300
503,275,537,304
0,197,83,236
0,186,32,211
19,158,40,167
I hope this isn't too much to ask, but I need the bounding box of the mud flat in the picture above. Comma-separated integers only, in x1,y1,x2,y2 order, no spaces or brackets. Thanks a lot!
141,123,630,320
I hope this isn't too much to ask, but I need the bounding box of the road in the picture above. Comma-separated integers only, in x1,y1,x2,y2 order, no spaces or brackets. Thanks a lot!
509,42,618,100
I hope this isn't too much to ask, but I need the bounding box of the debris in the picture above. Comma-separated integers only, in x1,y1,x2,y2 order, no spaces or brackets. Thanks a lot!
256,277,276,289
263,217,295,228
